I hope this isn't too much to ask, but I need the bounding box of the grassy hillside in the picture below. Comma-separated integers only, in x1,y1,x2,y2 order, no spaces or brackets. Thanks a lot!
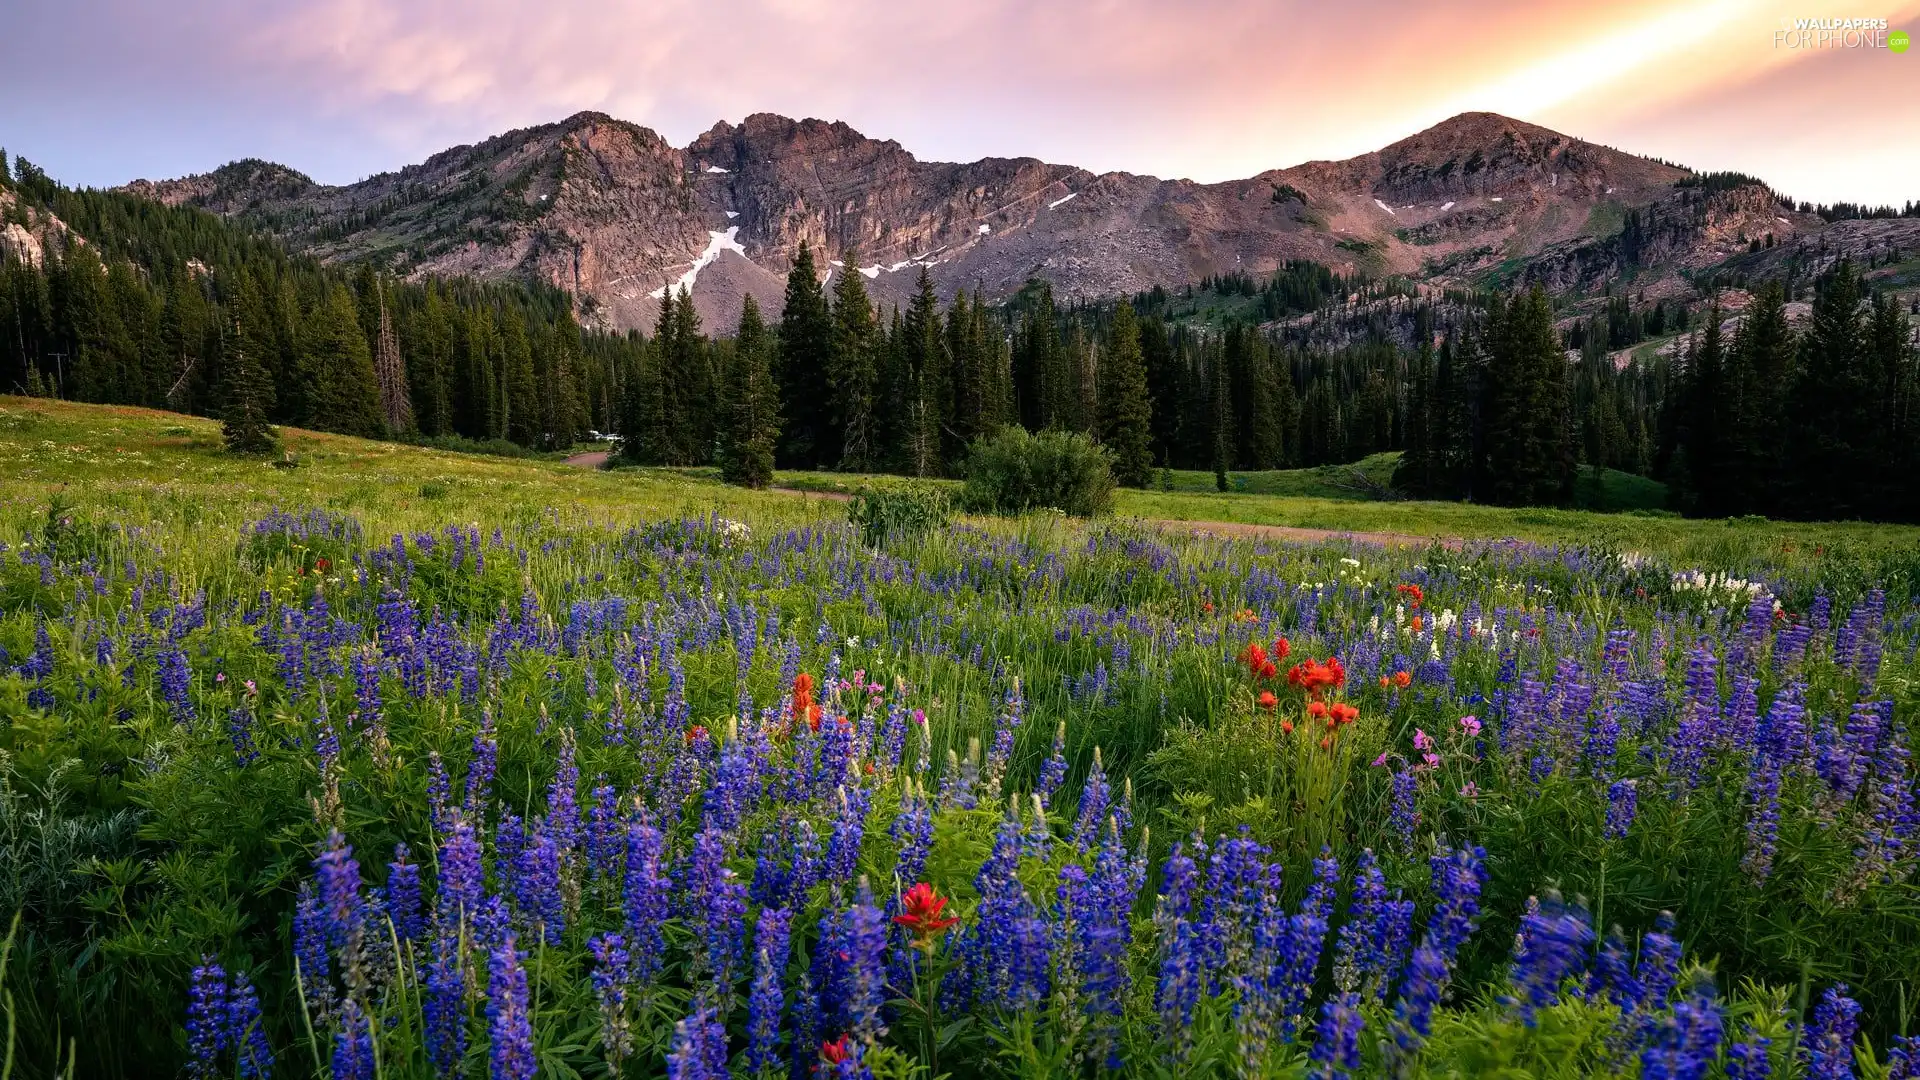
7,397,1918,585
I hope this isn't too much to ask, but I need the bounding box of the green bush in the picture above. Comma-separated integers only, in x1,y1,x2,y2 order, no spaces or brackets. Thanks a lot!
847,484,950,548
958,426,1115,517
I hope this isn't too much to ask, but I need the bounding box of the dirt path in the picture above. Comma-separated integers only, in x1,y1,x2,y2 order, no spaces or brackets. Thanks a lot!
562,454,1450,548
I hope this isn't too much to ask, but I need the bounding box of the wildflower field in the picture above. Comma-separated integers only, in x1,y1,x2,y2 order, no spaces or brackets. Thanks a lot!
2,398,1919,1080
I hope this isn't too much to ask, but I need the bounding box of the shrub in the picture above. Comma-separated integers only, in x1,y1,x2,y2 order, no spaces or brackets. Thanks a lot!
847,484,950,548
958,426,1115,517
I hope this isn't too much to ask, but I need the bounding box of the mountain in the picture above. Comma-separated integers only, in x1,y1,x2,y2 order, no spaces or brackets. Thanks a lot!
119,110,1920,331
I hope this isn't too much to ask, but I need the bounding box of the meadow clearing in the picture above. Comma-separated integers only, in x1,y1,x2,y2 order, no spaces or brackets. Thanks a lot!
0,397,1916,1079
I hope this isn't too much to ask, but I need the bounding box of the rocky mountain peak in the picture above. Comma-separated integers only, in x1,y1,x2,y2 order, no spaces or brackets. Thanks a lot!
113,109,1897,335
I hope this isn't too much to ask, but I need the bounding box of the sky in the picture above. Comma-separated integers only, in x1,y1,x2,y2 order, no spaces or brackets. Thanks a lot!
3,0,1917,206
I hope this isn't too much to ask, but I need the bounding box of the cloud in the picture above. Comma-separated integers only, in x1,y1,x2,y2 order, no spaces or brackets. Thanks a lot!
1,0,1914,204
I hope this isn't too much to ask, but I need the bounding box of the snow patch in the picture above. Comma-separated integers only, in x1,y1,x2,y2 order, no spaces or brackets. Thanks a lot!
1048,192,1078,210
704,165,729,174
1439,201,1455,212
1374,198,1396,216
829,260,845,267
1489,197,1503,203
859,265,881,279
1777,216,1790,225
887,260,913,272
724,210,739,219
978,223,991,234
1605,187,1614,194
645,226,746,299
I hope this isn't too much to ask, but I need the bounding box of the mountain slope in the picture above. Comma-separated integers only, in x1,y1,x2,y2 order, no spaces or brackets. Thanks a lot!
119,110,1908,331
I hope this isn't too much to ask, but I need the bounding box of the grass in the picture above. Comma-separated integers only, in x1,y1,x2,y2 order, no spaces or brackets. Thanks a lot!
12,398,1919,589
0,398,825,542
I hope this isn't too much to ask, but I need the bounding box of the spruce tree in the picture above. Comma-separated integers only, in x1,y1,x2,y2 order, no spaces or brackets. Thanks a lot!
777,242,835,468
296,282,383,437
829,254,878,470
721,295,781,487
901,268,948,477
1786,260,1874,518
1481,287,1572,505
1099,300,1154,486
501,307,538,446
221,299,278,455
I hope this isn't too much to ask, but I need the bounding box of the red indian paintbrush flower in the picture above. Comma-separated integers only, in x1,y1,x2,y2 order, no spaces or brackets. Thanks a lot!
821,1035,853,1064
1257,691,1279,711
893,882,959,944
791,672,822,731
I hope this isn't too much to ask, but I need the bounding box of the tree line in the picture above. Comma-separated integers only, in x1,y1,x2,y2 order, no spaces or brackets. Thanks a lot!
3,151,632,452
4,150,1915,521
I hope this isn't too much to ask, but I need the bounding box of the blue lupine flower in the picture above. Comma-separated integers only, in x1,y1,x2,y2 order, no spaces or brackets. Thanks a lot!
1036,721,1069,808
186,956,227,1079
1640,988,1724,1080
487,935,537,1080
293,882,332,1001
1726,1030,1773,1080
623,817,669,986
1507,894,1594,1024
1156,917,1202,1062
424,933,468,1078
665,1005,729,1080
1070,749,1112,852
1806,984,1862,1080
1308,991,1364,1079
588,932,634,1068
226,971,272,1080
747,907,793,1074
1606,778,1638,839
1389,944,1448,1059
1389,769,1419,848
386,843,424,942
331,998,375,1080
890,782,934,886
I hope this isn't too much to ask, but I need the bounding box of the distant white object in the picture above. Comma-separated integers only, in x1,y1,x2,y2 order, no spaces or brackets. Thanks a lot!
1048,192,1078,210
539,194,549,201
1374,199,1396,216
1605,187,1614,194
978,223,991,234
646,226,746,299
1551,173,1557,188
1490,197,1504,203
725,210,739,219
1439,201,1455,211
704,165,729,174
1777,216,1790,225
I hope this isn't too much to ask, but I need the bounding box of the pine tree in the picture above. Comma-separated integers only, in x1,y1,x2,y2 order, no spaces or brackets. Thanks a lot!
1786,260,1874,518
501,307,538,447
777,242,835,468
298,282,383,437
1395,339,1439,495
1481,287,1572,505
829,253,878,470
1099,300,1154,486
1725,282,1792,514
901,268,948,477
721,295,781,488
221,286,278,455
